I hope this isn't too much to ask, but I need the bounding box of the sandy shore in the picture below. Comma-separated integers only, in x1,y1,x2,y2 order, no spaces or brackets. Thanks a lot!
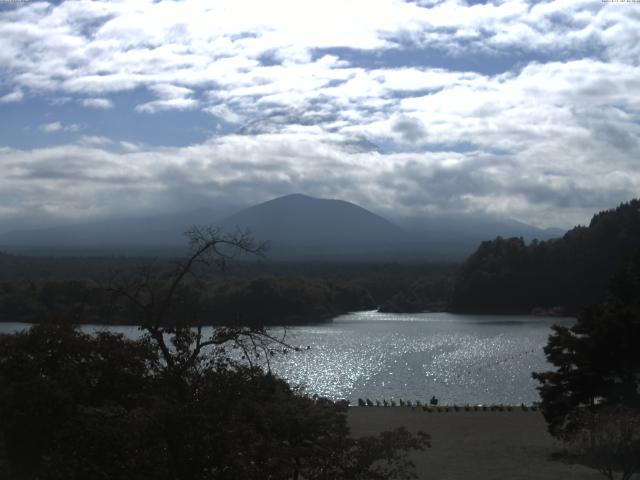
348,407,605,480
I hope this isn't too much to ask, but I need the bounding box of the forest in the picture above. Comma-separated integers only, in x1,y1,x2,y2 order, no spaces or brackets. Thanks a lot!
0,249,456,325
450,199,640,314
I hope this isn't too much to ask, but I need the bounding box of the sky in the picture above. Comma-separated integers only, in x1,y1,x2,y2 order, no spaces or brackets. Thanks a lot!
0,0,639,232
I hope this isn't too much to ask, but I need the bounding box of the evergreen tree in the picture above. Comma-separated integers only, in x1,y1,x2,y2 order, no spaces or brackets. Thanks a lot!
533,252,640,438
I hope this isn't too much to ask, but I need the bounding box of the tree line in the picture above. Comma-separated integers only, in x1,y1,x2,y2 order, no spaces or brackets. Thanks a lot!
451,199,640,314
0,251,457,324
0,276,375,326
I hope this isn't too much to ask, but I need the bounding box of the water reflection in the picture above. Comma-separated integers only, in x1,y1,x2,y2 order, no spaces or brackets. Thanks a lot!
267,311,572,404
0,311,572,405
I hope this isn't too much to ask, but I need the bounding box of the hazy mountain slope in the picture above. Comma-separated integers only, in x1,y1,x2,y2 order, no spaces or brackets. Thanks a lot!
397,212,562,243
0,206,236,253
389,213,563,260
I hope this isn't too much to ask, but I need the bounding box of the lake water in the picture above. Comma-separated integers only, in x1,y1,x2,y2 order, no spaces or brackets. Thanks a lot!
0,311,572,405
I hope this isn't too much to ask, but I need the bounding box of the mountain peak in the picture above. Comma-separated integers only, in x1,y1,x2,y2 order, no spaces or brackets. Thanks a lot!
251,193,373,216
266,193,316,203
219,194,405,257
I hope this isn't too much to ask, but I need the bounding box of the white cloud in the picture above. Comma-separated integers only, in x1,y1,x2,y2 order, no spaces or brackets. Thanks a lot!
1,0,639,227
40,122,63,133
135,97,198,113
79,135,112,145
150,84,194,100
0,0,634,138
39,121,83,133
135,83,198,113
81,97,113,109
48,97,72,106
0,0,631,103
119,141,142,152
1,129,638,229
205,104,243,124
0,88,23,103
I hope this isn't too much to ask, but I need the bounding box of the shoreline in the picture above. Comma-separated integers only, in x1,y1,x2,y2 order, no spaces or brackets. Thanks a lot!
350,401,540,410
0,309,576,328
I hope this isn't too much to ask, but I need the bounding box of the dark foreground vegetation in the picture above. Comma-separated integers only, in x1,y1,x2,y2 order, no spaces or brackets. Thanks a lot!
533,250,640,480
0,325,430,480
0,228,430,480
451,199,640,315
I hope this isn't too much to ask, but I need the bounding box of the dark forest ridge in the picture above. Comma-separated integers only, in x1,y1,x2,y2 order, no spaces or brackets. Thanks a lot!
451,198,640,315
0,193,562,260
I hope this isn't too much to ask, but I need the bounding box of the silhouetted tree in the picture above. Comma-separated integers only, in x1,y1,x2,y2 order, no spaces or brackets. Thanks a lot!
533,251,640,439
0,324,161,480
106,226,286,374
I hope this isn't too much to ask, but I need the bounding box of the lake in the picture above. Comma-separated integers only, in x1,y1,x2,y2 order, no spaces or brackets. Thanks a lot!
0,311,572,405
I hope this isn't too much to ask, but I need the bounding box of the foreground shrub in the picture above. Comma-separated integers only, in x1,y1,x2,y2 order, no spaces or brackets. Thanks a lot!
0,324,429,480
565,406,640,480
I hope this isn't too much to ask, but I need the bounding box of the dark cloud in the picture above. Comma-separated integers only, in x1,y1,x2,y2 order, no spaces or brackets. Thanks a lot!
392,116,426,143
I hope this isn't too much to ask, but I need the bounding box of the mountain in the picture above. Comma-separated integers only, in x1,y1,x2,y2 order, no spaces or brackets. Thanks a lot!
0,195,408,259
0,206,237,255
217,194,407,259
0,193,564,260
217,194,564,260
393,212,563,259
450,199,640,314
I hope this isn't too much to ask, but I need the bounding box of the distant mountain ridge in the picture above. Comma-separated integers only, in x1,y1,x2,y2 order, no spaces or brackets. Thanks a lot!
0,193,564,260
0,206,236,254
394,212,563,259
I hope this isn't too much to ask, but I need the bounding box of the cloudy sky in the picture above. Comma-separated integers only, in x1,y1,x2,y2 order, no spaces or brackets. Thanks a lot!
0,0,639,231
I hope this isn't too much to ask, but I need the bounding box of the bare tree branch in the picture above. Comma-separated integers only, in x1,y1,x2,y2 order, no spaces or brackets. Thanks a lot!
104,225,297,375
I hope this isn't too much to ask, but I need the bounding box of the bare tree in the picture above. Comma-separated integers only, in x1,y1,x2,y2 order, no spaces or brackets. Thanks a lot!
107,226,293,374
